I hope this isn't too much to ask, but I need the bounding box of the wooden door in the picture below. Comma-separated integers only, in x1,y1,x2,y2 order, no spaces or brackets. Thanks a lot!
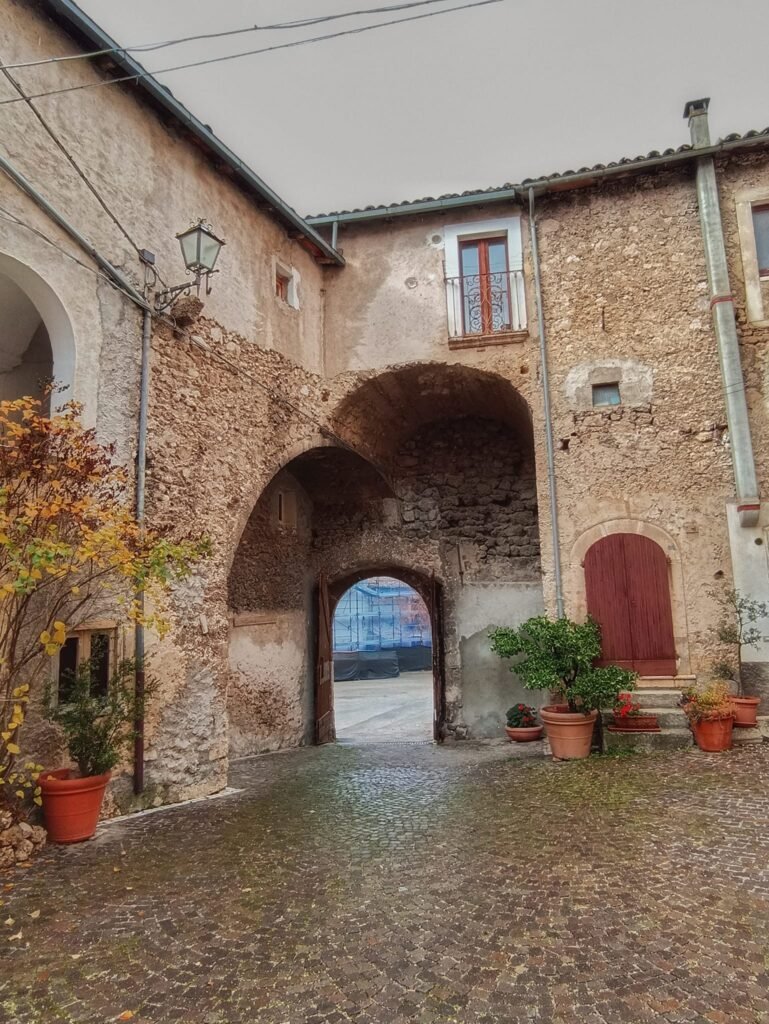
430,576,445,742
584,534,676,676
314,573,335,744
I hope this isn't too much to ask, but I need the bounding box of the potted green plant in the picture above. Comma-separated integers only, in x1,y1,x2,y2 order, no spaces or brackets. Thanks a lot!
680,681,735,752
504,703,543,742
715,589,766,727
608,692,660,733
490,616,637,759
39,659,149,843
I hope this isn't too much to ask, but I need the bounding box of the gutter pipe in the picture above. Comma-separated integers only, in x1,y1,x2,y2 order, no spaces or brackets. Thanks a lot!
0,152,149,311
133,307,152,795
528,188,564,618
685,99,760,527
307,133,769,227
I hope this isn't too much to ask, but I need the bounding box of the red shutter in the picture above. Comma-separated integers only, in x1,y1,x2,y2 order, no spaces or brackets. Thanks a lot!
584,534,676,677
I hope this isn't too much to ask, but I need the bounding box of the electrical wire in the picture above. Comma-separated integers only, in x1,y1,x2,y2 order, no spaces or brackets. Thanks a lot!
3,0,460,70
0,204,385,466
0,0,504,107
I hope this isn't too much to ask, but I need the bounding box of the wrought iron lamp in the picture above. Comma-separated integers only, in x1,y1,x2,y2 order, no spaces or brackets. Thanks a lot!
154,219,225,312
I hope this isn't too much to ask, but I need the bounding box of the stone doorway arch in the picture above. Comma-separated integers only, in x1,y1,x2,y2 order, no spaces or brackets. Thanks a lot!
315,566,446,744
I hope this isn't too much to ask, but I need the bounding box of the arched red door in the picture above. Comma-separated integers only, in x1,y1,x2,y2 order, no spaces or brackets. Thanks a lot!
584,534,676,676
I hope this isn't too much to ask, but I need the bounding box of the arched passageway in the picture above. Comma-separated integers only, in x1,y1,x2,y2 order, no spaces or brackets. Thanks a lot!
226,362,544,757
0,253,75,404
329,575,435,743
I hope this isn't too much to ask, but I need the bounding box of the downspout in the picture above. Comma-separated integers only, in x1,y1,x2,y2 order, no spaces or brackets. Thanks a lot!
133,306,152,795
527,187,565,617
685,98,760,526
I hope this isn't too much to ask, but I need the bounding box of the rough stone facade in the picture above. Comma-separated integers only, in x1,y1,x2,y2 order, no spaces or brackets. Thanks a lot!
4,0,769,811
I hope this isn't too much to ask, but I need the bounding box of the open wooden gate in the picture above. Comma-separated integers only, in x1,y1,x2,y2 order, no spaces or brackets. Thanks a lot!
430,576,445,742
584,533,676,676
314,573,335,744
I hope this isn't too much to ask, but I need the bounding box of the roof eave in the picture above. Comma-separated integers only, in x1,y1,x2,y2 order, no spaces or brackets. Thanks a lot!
41,0,344,266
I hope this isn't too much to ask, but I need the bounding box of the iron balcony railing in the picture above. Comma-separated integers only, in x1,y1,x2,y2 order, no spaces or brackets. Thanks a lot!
445,269,526,338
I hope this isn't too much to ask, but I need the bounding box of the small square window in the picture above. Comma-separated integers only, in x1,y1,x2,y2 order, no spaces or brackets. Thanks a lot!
57,629,116,703
275,271,290,302
752,204,769,278
592,382,621,407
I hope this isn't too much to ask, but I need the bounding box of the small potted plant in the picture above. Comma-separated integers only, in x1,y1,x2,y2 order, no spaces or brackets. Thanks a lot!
608,692,660,733
715,588,765,727
504,703,543,742
490,616,637,760
39,659,149,843
680,680,735,752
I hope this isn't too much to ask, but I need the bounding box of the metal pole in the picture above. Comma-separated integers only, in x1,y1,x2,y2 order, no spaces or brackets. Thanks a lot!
133,307,152,794
528,187,565,617
685,99,760,526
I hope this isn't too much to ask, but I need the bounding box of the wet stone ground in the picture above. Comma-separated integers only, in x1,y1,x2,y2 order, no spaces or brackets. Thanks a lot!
2,742,769,1023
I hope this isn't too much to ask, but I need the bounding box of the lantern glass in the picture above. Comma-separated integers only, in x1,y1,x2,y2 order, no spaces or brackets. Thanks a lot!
177,221,224,273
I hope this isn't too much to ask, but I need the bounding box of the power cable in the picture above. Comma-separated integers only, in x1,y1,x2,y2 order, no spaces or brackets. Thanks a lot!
0,59,142,257
0,0,504,107
3,0,459,70
0,205,383,466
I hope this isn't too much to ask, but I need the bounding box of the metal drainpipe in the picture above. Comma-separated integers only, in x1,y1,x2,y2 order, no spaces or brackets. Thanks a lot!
685,98,760,527
527,187,565,617
133,307,152,795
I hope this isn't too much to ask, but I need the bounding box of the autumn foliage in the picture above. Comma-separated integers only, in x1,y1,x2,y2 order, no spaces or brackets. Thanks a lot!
0,394,208,804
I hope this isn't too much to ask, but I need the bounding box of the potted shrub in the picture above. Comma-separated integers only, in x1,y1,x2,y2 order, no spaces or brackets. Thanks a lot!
681,681,735,752
40,660,149,843
715,588,765,727
608,692,660,733
490,616,636,760
505,703,543,742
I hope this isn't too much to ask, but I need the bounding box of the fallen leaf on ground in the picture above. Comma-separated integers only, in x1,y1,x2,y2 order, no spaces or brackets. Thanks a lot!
117,1012,135,1021
29,910,40,919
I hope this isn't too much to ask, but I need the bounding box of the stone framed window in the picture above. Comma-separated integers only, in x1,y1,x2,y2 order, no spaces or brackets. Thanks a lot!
735,193,769,325
56,623,119,703
443,216,526,345
273,260,300,309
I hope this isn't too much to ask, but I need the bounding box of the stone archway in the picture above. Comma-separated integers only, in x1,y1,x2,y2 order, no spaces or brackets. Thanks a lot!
0,252,76,401
226,360,544,756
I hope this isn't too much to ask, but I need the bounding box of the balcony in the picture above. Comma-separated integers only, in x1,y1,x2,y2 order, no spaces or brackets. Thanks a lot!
445,269,526,346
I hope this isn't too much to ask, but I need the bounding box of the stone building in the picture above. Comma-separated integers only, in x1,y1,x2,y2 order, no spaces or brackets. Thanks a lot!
3,0,769,810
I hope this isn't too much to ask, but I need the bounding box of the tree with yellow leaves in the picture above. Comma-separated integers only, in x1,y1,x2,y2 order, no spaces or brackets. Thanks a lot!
0,393,208,807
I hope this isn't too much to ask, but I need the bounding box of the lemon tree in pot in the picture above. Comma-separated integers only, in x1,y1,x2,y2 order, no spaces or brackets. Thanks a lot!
490,616,637,759
40,659,149,843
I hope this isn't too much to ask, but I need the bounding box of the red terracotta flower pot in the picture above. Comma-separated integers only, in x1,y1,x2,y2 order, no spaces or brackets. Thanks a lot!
39,769,111,844
730,696,760,728
691,717,734,752
540,705,598,760
609,714,660,733
505,725,544,743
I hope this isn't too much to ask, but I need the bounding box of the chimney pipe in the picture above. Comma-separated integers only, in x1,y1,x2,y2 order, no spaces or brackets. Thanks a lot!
685,98,760,526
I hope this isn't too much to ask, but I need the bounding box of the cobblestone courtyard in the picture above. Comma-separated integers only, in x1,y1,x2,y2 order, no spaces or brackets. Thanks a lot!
3,743,769,1023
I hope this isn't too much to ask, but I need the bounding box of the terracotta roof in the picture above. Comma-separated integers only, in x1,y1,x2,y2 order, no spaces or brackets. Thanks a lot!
306,128,769,223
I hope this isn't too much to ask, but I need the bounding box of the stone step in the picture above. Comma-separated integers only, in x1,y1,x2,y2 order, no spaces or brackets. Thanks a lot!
603,727,693,754
732,726,764,745
632,688,686,709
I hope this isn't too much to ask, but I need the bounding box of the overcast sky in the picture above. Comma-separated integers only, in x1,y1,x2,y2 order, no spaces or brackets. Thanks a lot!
78,0,769,216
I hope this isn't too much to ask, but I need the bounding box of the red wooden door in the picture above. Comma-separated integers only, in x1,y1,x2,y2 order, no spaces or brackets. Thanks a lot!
315,574,335,744
584,534,676,676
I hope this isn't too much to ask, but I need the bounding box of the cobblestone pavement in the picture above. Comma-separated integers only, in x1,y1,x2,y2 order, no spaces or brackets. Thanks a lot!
2,742,769,1024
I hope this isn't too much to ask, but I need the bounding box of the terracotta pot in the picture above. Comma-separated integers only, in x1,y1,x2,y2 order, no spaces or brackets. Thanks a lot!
39,769,111,844
609,714,660,733
691,716,734,753
730,695,760,728
505,725,544,743
540,705,598,760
